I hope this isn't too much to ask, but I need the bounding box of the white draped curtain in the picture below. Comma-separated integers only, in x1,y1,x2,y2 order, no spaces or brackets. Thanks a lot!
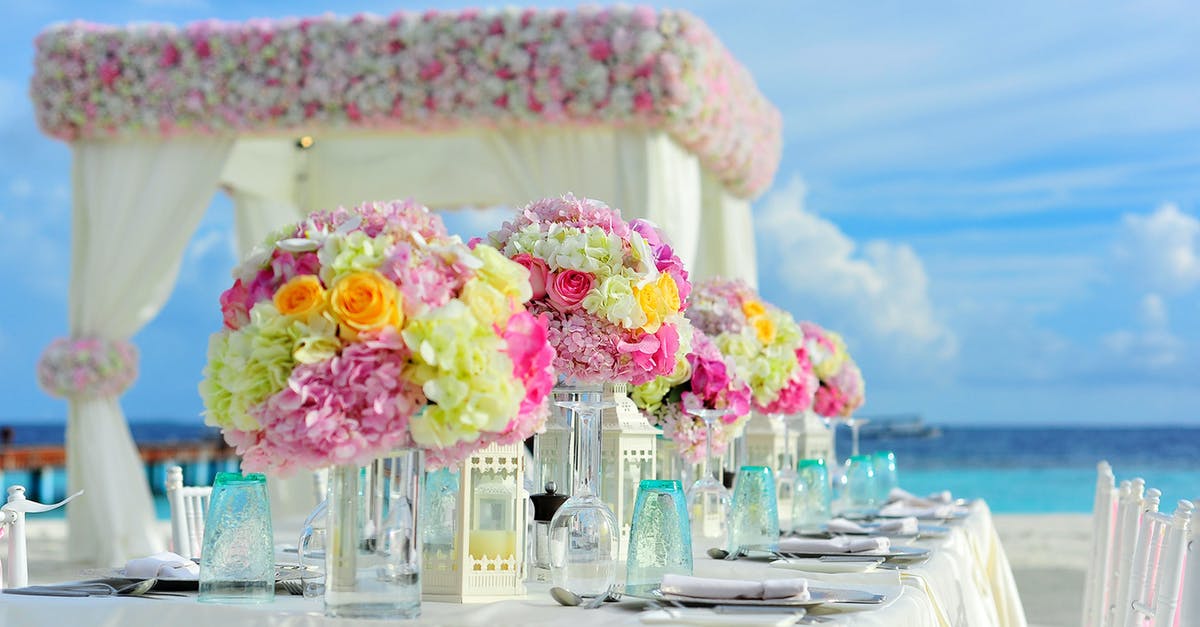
67,137,234,565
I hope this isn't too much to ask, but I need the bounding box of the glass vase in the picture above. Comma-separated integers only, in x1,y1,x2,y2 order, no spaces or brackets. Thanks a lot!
775,414,799,534
547,384,619,598
325,450,423,620
684,408,732,547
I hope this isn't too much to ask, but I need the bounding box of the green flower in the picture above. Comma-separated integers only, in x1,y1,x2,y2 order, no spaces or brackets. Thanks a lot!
582,274,647,329
318,231,391,285
472,244,532,303
200,303,301,431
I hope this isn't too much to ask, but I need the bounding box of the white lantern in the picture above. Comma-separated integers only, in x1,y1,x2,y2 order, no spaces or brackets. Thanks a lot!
421,441,527,603
599,383,658,555
740,412,790,470
794,411,834,464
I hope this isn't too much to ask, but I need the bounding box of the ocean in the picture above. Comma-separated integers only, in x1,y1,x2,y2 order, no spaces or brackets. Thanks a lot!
1,422,1196,515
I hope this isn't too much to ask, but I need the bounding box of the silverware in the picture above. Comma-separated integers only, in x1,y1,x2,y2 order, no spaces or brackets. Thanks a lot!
550,585,619,608
279,580,305,596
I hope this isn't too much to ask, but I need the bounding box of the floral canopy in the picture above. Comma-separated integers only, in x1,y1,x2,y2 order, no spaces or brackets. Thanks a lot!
29,6,781,565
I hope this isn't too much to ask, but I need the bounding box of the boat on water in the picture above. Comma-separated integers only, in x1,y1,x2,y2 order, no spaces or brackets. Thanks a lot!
856,414,942,439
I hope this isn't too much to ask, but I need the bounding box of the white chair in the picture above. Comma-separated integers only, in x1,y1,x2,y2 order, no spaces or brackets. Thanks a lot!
0,485,82,589
165,466,212,559
1109,479,1146,627
1181,500,1198,627
1084,461,1118,627
1125,496,1192,627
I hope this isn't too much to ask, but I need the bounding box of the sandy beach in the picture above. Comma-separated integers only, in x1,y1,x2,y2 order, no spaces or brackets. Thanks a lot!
19,513,1092,626
994,514,1090,627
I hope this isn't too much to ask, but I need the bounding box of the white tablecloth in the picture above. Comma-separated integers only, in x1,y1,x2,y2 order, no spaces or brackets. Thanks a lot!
0,501,1025,627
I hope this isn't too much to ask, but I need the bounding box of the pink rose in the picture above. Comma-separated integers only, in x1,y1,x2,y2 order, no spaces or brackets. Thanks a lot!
546,269,594,312
512,253,550,300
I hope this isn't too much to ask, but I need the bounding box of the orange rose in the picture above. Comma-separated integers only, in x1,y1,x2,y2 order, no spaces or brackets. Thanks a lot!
741,299,766,319
329,271,403,338
273,275,326,319
751,315,776,345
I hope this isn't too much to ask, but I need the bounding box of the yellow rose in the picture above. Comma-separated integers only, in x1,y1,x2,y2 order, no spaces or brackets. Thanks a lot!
656,272,681,315
273,275,326,319
635,280,666,333
329,270,403,338
751,315,776,345
461,278,517,325
742,299,766,319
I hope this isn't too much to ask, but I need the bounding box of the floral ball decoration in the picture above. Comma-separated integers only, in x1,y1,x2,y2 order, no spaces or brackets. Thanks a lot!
800,322,865,418
630,330,752,464
685,278,809,413
201,199,555,474
37,337,138,400
486,194,692,385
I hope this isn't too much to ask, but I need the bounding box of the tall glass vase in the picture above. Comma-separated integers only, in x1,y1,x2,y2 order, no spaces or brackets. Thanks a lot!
776,414,799,534
684,408,731,547
548,385,619,598
325,449,423,620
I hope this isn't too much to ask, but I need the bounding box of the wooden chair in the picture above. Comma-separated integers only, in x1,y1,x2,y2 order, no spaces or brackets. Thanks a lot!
1124,496,1192,627
1083,461,1118,627
165,466,212,559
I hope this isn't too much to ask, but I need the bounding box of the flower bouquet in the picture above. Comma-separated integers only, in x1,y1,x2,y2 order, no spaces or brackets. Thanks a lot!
800,321,865,419
37,337,138,400
200,199,555,473
630,330,752,464
486,193,692,385
685,278,812,412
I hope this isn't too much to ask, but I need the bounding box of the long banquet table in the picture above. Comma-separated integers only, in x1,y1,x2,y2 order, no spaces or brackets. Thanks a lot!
0,501,1026,627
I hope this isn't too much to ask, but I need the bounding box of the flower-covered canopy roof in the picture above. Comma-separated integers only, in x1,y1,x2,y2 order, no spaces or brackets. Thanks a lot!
30,6,782,198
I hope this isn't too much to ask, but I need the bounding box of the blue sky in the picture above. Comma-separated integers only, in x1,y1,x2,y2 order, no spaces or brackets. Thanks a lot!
0,1,1197,426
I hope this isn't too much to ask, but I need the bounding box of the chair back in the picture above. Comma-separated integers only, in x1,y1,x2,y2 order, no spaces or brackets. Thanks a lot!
1125,499,1193,627
165,466,213,559
1,486,30,589
1110,479,1146,627
1084,461,1118,627
1180,500,1198,627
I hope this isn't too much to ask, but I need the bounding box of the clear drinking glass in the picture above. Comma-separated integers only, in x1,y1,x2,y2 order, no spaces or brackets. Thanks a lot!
775,414,800,533
199,472,274,604
839,454,877,516
548,384,619,598
871,451,899,503
727,466,779,552
325,450,423,620
298,499,327,598
683,408,733,548
793,459,831,533
625,479,692,591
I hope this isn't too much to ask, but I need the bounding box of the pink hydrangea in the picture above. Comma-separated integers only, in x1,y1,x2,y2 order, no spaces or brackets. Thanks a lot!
238,329,426,476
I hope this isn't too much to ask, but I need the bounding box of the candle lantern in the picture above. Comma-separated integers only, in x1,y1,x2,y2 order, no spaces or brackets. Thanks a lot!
740,412,791,470
794,411,834,464
599,383,658,554
421,441,527,603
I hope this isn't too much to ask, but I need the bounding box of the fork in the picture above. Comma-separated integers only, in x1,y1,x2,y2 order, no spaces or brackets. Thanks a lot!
279,580,305,596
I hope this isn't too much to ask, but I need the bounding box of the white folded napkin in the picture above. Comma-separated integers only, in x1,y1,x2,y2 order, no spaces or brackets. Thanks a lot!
125,551,200,580
827,516,918,536
886,487,953,507
660,574,809,601
777,536,890,554
878,500,965,519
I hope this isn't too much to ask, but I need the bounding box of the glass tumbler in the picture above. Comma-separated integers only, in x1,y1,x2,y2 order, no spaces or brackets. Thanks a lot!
872,451,899,503
839,454,877,515
726,466,779,552
793,459,831,533
297,499,327,598
626,480,692,590
199,472,274,604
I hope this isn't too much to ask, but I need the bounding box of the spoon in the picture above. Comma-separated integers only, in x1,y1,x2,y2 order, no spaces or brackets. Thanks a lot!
706,547,731,560
549,586,617,608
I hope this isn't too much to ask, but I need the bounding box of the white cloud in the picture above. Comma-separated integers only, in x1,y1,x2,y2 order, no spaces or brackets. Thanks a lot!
1114,203,1200,293
8,178,32,199
755,177,957,365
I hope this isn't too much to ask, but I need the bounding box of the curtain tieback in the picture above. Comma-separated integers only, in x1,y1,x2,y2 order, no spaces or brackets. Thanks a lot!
36,336,139,400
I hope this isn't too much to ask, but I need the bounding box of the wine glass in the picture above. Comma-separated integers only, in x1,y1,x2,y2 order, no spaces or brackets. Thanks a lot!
683,401,733,547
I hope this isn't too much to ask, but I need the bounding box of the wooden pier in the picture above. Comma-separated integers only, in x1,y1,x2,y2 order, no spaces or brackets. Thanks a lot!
0,439,241,503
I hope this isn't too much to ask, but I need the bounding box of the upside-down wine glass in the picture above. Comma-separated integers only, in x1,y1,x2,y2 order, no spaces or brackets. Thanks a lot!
683,404,732,548
776,413,799,533
547,384,619,599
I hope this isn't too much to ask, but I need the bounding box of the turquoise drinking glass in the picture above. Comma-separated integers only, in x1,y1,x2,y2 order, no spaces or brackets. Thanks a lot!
793,459,831,532
872,451,899,503
726,466,779,552
840,454,877,515
199,472,274,604
626,480,692,590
